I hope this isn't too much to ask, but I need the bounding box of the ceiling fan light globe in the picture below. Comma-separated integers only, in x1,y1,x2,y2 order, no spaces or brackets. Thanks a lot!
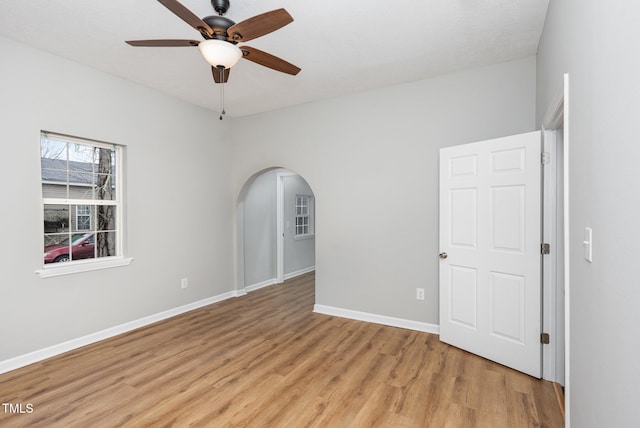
198,39,242,68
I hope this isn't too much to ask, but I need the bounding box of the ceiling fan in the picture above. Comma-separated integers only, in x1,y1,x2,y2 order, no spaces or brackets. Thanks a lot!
126,0,301,115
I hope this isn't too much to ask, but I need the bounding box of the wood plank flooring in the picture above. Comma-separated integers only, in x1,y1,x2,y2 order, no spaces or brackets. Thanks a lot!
0,272,564,427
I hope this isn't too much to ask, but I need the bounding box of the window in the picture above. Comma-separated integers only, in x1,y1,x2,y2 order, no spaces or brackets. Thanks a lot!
39,131,130,276
295,195,314,238
76,205,92,231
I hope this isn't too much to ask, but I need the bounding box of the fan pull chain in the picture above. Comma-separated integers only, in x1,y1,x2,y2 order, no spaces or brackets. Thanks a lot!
219,66,226,120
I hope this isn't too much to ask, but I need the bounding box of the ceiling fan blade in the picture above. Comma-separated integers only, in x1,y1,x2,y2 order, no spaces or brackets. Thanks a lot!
126,39,200,47
240,46,301,75
227,8,293,42
211,66,230,84
157,0,214,38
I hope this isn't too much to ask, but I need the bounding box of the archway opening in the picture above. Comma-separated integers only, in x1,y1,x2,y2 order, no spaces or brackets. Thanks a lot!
236,167,316,295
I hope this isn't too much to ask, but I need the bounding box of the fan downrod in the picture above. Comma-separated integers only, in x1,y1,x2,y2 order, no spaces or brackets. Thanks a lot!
211,0,230,15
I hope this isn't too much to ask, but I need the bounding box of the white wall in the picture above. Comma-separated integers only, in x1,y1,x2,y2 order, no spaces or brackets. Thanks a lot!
537,2,640,426
232,57,537,325
243,170,277,285
0,36,235,362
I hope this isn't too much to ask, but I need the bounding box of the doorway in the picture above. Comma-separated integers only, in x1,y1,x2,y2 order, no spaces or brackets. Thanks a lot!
236,167,316,293
540,75,570,428
542,124,565,386
438,74,569,386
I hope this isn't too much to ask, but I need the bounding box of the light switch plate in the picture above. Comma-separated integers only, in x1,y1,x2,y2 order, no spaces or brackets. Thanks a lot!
584,227,593,262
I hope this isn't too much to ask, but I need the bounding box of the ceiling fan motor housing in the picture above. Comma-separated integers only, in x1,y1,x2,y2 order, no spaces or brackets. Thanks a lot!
203,15,235,40
212,0,230,15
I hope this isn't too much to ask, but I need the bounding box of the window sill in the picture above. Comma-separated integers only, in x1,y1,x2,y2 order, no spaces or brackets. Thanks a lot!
294,234,315,241
36,257,134,278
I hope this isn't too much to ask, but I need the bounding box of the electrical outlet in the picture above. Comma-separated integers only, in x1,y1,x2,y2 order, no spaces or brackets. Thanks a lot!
416,288,425,301
181,278,189,289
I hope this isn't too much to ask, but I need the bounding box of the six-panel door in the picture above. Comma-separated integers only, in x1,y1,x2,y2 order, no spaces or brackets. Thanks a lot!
439,131,542,378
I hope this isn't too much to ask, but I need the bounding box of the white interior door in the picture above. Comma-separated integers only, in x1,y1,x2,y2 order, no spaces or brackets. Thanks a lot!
439,131,542,378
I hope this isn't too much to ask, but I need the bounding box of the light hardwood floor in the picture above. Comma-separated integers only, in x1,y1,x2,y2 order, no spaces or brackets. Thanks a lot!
0,272,563,427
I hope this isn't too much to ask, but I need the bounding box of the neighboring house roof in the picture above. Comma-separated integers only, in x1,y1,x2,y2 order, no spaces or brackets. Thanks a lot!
41,158,111,186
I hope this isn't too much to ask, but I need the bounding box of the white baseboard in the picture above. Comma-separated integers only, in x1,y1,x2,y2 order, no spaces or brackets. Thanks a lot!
244,267,315,293
0,289,242,375
284,266,315,280
245,278,278,292
314,304,440,335
1,287,435,375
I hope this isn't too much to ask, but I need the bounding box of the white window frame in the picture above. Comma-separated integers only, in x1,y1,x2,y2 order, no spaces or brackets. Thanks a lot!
37,131,132,278
294,195,314,239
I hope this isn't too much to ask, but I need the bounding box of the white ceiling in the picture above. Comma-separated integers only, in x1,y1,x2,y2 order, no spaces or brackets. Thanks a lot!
0,0,549,117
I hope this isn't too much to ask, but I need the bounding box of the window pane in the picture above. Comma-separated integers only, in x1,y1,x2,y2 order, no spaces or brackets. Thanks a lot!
74,205,94,231
40,139,67,162
68,143,97,166
96,148,115,176
96,174,116,200
44,233,72,264
44,204,70,233
97,206,116,231
71,233,95,262
41,143,69,197
44,233,69,248
95,231,116,258
69,172,97,199
68,169,92,184
41,161,68,180
44,232,93,263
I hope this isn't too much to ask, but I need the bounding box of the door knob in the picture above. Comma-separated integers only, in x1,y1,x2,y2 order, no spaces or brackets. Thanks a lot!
439,252,448,259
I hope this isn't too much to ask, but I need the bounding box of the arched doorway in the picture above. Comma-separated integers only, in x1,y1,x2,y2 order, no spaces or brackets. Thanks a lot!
236,167,316,293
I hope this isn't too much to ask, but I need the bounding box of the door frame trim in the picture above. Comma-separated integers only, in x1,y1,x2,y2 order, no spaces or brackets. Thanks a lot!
541,73,570,425
541,127,563,383
276,171,296,283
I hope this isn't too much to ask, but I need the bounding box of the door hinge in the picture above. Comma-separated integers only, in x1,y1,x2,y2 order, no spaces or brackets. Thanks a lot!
541,243,551,255
541,333,550,344
541,152,551,165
